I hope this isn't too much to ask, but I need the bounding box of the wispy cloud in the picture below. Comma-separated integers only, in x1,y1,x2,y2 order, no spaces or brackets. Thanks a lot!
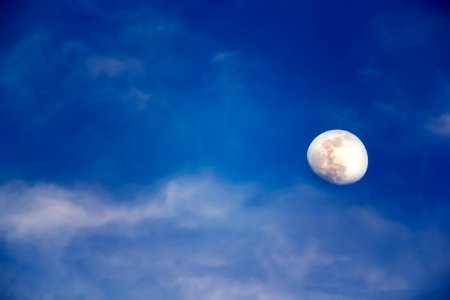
0,8,210,113
0,6,253,185
372,12,442,51
0,174,449,299
426,113,450,136
86,56,143,78
0,175,253,240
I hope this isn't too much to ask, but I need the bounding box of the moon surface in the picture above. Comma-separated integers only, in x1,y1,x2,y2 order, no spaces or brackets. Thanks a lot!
307,129,368,185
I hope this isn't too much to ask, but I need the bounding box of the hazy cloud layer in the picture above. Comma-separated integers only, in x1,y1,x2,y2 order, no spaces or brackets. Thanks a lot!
0,174,449,299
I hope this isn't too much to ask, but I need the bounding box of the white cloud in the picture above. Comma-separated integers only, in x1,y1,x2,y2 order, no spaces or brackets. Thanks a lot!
174,274,293,300
0,175,253,240
0,174,449,299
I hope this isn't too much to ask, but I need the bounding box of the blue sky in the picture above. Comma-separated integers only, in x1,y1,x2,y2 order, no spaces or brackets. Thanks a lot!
1,0,450,299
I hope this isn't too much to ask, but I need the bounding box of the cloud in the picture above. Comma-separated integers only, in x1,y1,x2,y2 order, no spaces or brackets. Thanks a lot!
0,30,51,88
426,113,450,136
0,174,449,299
0,175,253,240
86,56,143,78
0,5,249,185
0,4,261,186
174,275,294,300
347,206,409,237
0,7,211,114
374,13,434,50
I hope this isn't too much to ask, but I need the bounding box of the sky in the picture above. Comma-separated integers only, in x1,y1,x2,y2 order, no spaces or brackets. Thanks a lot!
1,0,450,299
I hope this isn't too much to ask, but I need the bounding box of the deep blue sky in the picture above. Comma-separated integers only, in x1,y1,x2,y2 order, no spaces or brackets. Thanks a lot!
1,0,450,299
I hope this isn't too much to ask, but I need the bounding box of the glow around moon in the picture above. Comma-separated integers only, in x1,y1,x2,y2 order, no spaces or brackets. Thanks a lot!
307,129,368,185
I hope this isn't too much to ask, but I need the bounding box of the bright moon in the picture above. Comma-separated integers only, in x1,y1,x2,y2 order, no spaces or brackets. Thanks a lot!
307,129,368,185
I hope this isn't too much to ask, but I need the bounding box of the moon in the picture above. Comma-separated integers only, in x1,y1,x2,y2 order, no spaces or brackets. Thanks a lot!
307,129,368,185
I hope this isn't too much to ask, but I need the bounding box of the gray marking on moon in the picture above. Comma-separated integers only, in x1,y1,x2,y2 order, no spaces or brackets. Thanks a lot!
316,136,347,184
308,129,367,185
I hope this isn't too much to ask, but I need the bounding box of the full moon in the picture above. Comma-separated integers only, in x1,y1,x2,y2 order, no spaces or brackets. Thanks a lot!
307,129,368,185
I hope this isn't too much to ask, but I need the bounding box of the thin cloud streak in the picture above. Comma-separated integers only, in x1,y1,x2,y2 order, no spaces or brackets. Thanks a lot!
0,175,253,240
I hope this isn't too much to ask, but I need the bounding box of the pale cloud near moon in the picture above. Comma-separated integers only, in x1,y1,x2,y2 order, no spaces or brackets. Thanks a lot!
0,174,448,299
